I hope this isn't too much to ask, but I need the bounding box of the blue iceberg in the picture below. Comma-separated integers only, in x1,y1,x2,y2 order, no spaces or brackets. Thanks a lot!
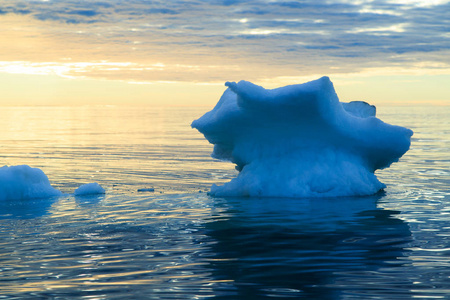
74,182,105,196
192,77,413,198
0,165,62,200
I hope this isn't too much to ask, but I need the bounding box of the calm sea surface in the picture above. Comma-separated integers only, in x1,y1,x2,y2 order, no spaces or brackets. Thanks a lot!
0,105,449,299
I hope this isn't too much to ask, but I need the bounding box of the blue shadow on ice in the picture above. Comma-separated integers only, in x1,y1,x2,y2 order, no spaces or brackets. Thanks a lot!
204,193,413,299
192,77,413,198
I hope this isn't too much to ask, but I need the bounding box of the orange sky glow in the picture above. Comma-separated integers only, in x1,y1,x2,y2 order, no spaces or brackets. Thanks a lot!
0,1,448,106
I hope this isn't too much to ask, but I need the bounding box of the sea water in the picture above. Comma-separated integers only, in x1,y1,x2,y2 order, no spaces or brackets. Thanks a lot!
0,105,448,299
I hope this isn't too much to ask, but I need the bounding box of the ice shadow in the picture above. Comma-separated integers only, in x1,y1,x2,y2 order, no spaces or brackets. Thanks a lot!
203,193,414,299
74,194,104,207
0,193,104,219
0,196,60,219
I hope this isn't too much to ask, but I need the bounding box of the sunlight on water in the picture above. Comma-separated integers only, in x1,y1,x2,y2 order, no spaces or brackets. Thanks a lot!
0,106,236,195
0,105,449,299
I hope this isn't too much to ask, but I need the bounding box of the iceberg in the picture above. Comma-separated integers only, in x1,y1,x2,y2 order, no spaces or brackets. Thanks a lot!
0,165,62,201
192,76,413,198
74,182,105,196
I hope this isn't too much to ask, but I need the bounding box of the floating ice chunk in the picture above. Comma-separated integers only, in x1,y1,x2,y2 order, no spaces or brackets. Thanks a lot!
192,76,413,198
0,165,62,201
137,188,155,192
74,182,105,196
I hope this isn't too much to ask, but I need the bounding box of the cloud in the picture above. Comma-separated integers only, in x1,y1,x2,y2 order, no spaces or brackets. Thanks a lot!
145,8,179,14
67,9,99,17
0,0,448,84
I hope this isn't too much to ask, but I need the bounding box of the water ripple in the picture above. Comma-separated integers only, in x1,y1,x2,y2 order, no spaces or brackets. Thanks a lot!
0,106,449,299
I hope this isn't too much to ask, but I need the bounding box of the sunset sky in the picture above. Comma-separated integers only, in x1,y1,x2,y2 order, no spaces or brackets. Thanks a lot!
1,0,449,106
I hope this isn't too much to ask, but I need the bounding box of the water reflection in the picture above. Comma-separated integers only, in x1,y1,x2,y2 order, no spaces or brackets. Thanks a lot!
0,105,448,299
74,194,104,207
205,194,413,299
0,193,104,220
0,196,60,219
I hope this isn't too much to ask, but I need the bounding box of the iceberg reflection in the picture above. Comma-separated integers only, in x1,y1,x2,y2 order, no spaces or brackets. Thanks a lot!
204,194,414,298
0,197,59,219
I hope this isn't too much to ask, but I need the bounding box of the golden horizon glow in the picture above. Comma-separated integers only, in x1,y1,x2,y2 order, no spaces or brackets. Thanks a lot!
0,1,449,106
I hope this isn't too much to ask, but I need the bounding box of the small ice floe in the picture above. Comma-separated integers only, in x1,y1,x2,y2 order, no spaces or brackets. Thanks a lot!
0,165,62,201
192,76,413,198
74,182,105,196
137,188,155,193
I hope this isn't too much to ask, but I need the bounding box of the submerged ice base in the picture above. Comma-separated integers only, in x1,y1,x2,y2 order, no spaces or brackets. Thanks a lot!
192,77,413,198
